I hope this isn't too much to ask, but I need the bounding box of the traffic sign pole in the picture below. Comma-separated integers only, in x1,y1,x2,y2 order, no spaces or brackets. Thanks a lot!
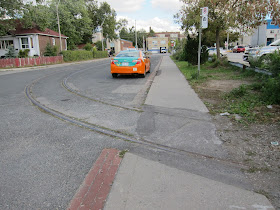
198,7,208,77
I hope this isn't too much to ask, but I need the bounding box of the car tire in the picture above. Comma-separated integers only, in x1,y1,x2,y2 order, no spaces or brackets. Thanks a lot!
140,68,146,78
112,73,118,78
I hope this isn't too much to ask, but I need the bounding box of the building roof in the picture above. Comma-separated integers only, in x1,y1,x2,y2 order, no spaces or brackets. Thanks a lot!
14,26,68,38
3,20,68,38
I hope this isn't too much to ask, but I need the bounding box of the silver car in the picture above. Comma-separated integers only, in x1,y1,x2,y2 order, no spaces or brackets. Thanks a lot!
248,39,280,61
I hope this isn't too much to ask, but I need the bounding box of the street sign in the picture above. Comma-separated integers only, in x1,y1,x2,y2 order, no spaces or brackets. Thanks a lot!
202,7,208,16
201,7,208,29
201,16,208,29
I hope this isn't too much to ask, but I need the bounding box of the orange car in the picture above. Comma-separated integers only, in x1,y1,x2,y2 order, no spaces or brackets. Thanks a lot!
111,50,151,78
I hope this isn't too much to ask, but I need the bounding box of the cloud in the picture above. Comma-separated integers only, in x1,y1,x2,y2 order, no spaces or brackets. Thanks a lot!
100,0,145,12
117,16,181,32
151,0,183,13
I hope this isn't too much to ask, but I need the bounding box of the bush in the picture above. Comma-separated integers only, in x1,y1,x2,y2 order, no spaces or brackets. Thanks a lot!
249,50,280,77
265,50,280,76
92,47,97,58
94,41,102,51
18,49,30,58
5,46,17,58
94,51,108,58
83,43,93,51
44,43,58,56
173,35,208,65
261,74,280,104
62,50,93,62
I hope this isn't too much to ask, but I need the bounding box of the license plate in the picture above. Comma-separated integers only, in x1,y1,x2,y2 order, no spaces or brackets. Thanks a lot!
133,68,137,71
122,62,129,66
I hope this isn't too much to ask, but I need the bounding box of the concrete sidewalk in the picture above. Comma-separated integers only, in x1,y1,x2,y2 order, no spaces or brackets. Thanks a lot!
105,153,274,210
145,55,208,112
103,55,274,209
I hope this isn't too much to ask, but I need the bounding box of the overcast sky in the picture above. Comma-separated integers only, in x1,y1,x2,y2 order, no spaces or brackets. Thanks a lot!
24,0,184,32
100,0,184,32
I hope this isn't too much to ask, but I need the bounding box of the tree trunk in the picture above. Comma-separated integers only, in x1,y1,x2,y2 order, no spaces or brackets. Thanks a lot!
216,28,220,59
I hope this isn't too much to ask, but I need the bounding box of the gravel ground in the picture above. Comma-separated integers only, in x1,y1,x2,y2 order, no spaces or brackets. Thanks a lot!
195,79,280,209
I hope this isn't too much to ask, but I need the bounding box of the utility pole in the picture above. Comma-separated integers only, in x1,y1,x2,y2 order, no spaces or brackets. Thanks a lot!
135,20,137,49
143,35,145,51
101,18,106,51
56,0,62,52
227,32,229,50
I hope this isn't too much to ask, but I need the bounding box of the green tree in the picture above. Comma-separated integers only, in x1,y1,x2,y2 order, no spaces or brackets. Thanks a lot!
87,1,118,41
0,0,23,35
176,0,280,59
21,3,52,31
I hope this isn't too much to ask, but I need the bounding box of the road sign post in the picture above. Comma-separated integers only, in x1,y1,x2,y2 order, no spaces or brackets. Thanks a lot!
198,7,208,76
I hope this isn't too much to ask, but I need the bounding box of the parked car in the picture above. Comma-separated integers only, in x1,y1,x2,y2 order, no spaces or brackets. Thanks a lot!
247,39,280,61
111,50,151,78
207,47,227,57
243,46,259,61
160,47,167,53
232,46,245,53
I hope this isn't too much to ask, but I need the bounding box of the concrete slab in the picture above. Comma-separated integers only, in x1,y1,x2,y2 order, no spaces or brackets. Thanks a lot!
105,153,274,210
145,56,208,112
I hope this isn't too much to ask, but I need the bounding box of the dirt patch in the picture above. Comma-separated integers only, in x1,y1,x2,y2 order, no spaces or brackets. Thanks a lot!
196,79,280,209
199,80,252,92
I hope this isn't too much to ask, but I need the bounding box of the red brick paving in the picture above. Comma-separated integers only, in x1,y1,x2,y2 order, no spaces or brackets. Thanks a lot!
68,148,122,210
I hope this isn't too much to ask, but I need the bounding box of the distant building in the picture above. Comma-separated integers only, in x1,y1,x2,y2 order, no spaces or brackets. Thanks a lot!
0,21,68,57
147,37,169,53
266,19,280,45
236,19,280,47
106,39,133,54
154,32,185,41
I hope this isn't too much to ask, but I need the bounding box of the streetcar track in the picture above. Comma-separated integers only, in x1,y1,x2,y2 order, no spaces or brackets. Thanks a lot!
25,59,248,170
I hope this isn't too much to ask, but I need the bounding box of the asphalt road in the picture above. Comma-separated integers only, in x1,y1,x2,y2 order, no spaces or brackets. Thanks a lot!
0,55,252,209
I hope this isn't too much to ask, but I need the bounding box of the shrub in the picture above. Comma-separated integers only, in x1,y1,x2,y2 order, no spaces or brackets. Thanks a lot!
83,43,93,51
92,47,97,58
44,43,58,56
173,35,208,65
265,50,280,76
62,50,93,62
18,49,30,58
5,46,17,58
94,51,108,58
94,41,102,51
261,74,280,104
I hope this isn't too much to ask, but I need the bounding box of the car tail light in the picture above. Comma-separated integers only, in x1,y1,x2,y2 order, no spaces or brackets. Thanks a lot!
133,59,141,64
111,60,118,65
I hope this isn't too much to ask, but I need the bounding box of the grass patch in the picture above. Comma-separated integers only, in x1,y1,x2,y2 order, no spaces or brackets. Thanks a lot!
119,149,129,158
173,59,280,124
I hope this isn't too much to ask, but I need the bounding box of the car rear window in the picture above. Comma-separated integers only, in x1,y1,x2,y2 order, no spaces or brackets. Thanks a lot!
116,51,140,57
238,46,244,48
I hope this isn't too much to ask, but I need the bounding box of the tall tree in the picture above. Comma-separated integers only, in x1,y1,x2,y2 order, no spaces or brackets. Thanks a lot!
21,3,52,31
176,0,280,59
0,0,23,35
87,1,118,42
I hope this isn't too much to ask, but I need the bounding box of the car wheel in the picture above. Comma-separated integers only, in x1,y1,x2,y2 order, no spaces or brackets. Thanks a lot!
140,68,146,78
147,65,150,73
112,73,118,78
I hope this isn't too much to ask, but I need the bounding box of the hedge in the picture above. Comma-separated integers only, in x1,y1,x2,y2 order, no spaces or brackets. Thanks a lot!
94,51,108,58
62,50,93,62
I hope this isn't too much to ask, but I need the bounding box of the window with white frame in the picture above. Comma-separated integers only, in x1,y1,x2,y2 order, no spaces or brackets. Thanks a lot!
0,40,14,49
21,38,29,49
52,38,55,45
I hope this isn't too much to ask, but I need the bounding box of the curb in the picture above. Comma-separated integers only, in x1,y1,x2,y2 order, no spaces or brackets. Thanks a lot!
67,149,122,210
